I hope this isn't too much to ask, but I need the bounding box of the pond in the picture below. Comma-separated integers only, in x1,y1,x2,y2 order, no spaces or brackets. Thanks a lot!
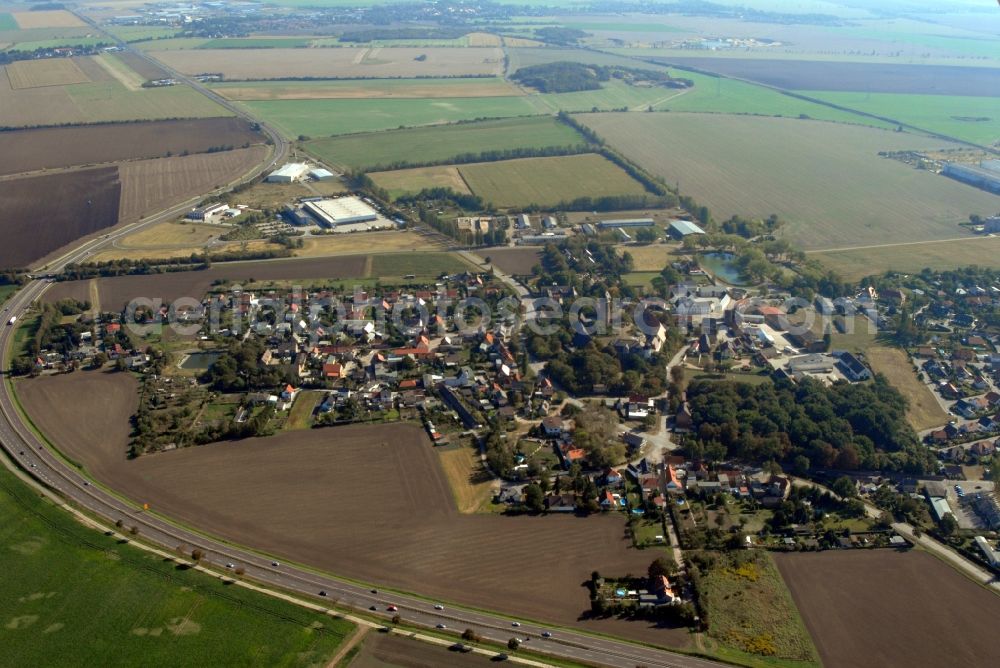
180,351,221,370
699,252,750,286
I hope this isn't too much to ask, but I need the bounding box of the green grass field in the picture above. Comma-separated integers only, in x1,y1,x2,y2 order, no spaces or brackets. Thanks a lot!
370,252,470,277
0,284,19,304
801,90,1000,146
136,38,211,51
0,464,352,666
579,112,999,251
66,82,231,122
660,70,894,128
103,26,179,42
211,77,522,101
0,12,17,30
200,37,312,49
561,21,684,33
0,26,93,49
459,153,648,208
304,116,586,170
286,391,322,430
700,552,820,666
5,36,110,51
811,236,1000,281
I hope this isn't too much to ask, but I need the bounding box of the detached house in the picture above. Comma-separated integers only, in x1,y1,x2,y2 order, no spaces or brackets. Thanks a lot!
542,416,566,437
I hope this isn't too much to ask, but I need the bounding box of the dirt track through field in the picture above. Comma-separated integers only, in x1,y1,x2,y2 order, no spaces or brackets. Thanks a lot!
775,550,1000,668
17,371,686,649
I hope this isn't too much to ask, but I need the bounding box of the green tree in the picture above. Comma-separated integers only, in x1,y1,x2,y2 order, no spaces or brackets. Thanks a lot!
524,483,544,512
939,512,959,537
831,476,857,499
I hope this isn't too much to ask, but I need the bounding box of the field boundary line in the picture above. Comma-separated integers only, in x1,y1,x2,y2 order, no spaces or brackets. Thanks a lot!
806,234,982,254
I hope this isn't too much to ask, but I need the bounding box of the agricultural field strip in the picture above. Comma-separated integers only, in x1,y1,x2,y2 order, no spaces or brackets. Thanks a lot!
654,57,1000,97
302,116,584,171
0,118,263,177
151,47,505,80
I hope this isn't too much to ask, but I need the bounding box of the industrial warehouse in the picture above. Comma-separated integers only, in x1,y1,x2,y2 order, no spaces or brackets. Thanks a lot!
284,196,395,233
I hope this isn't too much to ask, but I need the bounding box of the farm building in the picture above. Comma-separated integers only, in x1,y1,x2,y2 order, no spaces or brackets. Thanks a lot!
514,213,531,229
542,216,558,229
309,168,335,181
303,197,378,228
520,232,568,245
668,219,706,239
266,163,310,183
984,216,1000,234
836,351,872,382
598,218,654,229
186,202,228,221
942,162,1000,194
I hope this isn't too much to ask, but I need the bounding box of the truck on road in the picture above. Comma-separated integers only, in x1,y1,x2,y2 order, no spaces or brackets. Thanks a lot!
8,316,17,325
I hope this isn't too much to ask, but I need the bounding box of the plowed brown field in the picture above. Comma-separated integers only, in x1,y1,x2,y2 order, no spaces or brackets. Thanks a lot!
0,167,120,269
18,371,684,648
0,117,263,176
775,550,1000,668
118,146,267,222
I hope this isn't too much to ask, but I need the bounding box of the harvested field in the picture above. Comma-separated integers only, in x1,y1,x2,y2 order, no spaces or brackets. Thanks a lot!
114,222,224,249
0,79,230,128
14,378,678,647
438,444,496,514
866,347,949,431
295,230,442,258
71,55,115,82
811,237,1000,281
114,50,170,81
118,146,268,222
0,117,263,177
579,113,999,251
303,116,584,172
97,226,450,269
459,154,648,208
152,47,504,80
369,252,471,278
466,32,502,47
0,167,120,269
12,10,85,29
89,239,281,264
212,77,521,101
617,243,681,271
481,247,542,276
370,165,471,198
657,57,1000,97
5,58,90,89
48,256,370,310
775,550,1000,668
